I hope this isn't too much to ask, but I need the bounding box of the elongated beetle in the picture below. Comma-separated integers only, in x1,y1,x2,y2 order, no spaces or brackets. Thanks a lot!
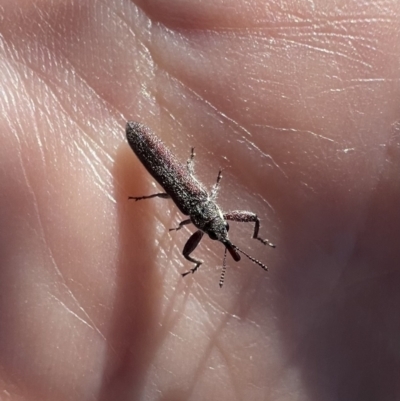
126,121,275,287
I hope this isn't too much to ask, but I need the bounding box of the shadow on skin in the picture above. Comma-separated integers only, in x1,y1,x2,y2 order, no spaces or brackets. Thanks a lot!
99,142,162,400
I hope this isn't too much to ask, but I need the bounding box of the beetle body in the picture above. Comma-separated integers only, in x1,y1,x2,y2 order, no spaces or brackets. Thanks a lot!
126,123,207,215
126,121,275,286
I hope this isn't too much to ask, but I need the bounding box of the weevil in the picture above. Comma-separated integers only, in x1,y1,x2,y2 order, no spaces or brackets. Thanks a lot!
126,121,275,287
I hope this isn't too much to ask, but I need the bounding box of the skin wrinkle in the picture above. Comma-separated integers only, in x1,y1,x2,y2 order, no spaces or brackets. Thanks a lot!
176,308,231,399
236,17,386,58
136,0,396,31
46,227,110,346
317,80,395,96
294,67,330,165
214,334,260,399
158,282,189,338
181,80,256,138
283,31,379,45
48,293,97,332
5,42,124,202
25,68,116,200
180,279,268,398
278,38,375,69
215,345,241,401
253,124,335,142
147,32,340,171
342,78,364,147
244,138,288,178
253,192,276,215
149,31,275,133
7,19,127,135
13,93,112,351
7,51,117,160
15,131,111,350
74,142,111,190
155,48,270,136
2,63,31,115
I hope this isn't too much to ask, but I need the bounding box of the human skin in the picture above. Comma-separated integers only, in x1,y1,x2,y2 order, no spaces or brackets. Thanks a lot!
0,0,399,400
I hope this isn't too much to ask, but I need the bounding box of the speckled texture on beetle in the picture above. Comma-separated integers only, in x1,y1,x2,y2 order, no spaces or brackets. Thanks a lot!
126,121,275,287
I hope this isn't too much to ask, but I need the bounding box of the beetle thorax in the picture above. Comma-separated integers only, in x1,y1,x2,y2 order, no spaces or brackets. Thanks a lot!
190,200,221,227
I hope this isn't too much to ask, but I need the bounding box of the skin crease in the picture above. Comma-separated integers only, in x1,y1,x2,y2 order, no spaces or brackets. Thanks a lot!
0,0,400,400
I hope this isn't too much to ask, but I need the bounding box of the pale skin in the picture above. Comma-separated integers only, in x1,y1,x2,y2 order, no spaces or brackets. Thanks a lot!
1,1,400,400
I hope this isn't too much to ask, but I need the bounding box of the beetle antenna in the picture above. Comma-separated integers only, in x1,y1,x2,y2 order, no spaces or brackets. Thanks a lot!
219,248,228,288
232,244,268,271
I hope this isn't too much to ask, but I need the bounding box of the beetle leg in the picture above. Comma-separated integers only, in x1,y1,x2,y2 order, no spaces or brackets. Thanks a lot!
169,218,192,232
187,147,195,175
129,193,170,201
181,230,204,276
210,170,223,199
223,210,275,248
